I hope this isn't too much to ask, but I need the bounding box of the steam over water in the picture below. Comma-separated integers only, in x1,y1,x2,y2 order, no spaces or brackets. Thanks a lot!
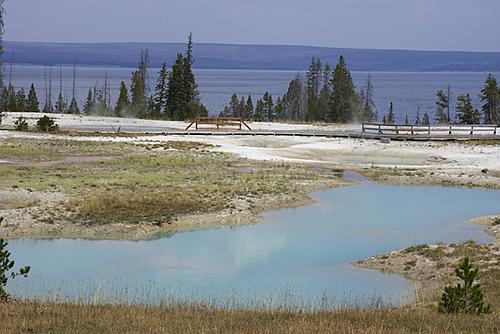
8,65,498,123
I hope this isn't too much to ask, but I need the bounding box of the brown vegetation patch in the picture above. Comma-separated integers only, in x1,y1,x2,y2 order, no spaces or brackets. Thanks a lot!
1,301,499,334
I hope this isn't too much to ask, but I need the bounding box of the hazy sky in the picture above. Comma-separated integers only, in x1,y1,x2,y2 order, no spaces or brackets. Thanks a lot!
5,0,500,51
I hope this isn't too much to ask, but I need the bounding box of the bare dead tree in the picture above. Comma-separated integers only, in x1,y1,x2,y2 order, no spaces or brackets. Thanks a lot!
0,0,5,89
72,63,76,101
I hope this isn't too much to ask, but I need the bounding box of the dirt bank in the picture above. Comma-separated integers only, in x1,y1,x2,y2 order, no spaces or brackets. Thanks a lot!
355,215,500,306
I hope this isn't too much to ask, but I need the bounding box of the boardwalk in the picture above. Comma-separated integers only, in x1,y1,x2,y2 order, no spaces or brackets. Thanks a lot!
1,112,499,142
161,123,499,142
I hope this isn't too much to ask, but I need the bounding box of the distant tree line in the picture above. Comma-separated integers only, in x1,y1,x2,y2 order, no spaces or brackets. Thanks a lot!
381,74,500,126
221,55,500,126
0,34,207,121
221,56,377,123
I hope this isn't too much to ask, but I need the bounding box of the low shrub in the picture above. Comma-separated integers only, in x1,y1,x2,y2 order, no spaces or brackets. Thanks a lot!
14,117,29,131
36,116,59,132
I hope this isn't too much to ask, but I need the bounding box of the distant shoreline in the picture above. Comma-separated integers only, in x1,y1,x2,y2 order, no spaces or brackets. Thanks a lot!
5,41,500,72
8,62,500,74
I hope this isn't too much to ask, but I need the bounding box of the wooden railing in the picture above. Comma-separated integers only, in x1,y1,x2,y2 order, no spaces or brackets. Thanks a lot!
185,117,252,131
362,123,498,136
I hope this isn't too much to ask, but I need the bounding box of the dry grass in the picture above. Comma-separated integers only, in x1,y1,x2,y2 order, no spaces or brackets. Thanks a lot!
0,138,341,227
70,185,225,224
1,301,499,334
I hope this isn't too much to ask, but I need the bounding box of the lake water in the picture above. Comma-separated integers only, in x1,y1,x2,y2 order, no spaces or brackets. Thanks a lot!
7,183,500,308
8,65,499,123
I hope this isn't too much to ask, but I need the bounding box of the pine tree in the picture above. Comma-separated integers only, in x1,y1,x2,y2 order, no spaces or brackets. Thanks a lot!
54,93,66,113
405,114,409,125
67,98,80,114
456,94,480,124
306,57,322,120
236,97,246,118
283,75,307,121
316,63,332,122
145,95,156,119
165,53,186,120
422,112,430,125
130,70,147,117
152,63,168,118
328,55,358,122
83,89,93,114
274,96,285,120
245,95,254,119
15,88,26,112
438,257,491,315
262,92,275,121
306,57,321,102
115,81,129,117
435,90,450,124
183,33,200,117
254,99,264,122
415,107,421,125
26,84,40,112
480,73,499,124
386,102,395,124
229,93,239,116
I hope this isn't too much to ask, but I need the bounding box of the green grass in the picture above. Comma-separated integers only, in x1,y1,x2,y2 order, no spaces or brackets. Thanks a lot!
0,138,341,225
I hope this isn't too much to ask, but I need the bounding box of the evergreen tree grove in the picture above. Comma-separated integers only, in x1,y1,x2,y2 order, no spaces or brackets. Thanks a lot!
328,55,359,122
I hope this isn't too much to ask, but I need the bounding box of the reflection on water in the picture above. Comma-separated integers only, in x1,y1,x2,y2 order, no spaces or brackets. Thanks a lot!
7,184,500,308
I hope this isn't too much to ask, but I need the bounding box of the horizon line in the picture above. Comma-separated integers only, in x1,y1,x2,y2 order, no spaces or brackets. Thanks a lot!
5,40,500,54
